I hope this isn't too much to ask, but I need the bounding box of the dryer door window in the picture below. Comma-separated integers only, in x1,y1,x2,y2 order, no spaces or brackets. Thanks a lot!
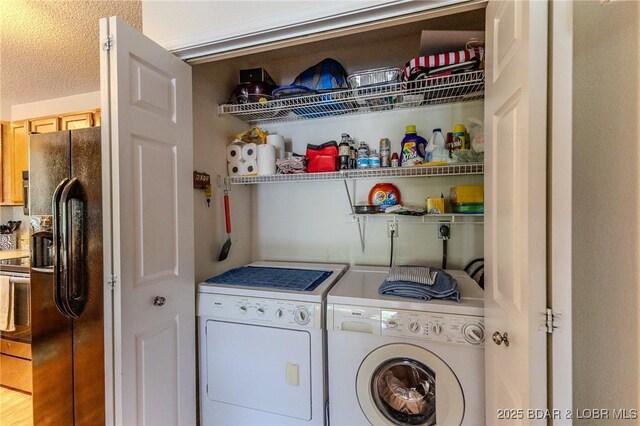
356,343,464,425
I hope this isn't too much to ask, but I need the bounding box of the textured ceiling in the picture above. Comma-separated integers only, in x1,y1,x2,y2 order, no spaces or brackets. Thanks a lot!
0,0,142,118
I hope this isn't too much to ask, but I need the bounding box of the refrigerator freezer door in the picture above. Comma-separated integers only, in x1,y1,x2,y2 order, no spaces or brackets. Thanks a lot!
30,127,105,425
29,131,70,216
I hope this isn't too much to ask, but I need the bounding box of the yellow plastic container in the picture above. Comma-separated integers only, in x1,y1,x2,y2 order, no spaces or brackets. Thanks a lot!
426,197,445,214
450,185,484,203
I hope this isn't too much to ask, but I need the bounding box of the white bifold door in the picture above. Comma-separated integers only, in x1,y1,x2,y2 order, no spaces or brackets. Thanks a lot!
99,16,195,426
484,1,548,423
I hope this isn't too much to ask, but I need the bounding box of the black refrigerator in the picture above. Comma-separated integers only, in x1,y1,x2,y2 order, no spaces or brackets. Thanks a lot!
29,126,104,425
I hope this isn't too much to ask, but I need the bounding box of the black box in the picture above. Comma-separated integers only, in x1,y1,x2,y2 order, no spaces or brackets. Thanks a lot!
239,68,276,86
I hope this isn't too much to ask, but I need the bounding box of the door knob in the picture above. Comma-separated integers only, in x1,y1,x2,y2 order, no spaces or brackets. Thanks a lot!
492,331,509,347
153,296,166,306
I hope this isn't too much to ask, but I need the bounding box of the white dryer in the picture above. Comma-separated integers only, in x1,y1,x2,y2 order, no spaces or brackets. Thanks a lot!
327,265,485,426
197,261,347,426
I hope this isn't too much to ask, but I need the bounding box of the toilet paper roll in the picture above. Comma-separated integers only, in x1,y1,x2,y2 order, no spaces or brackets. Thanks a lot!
227,161,243,176
266,135,285,160
257,144,277,175
240,160,257,175
226,141,245,162
241,143,257,163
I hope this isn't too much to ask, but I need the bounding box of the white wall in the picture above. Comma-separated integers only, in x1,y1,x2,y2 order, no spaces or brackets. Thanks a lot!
254,103,484,267
573,0,640,419
11,91,100,121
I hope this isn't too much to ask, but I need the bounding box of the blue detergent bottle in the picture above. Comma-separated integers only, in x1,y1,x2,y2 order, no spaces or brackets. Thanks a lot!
400,125,428,166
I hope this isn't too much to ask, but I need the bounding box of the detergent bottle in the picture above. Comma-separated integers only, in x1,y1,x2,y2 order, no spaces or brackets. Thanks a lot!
429,128,448,163
400,125,428,166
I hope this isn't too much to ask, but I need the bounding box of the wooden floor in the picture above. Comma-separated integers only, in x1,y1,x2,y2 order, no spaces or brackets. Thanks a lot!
0,386,32,426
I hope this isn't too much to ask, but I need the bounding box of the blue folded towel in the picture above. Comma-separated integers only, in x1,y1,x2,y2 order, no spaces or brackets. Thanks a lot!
379,267,460,302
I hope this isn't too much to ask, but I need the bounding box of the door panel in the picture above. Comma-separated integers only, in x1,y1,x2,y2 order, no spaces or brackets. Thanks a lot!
133,136,178,285
206,321,312,420
484,1,548,422
29,117,59,134
100,16,194,426
137,319,179,425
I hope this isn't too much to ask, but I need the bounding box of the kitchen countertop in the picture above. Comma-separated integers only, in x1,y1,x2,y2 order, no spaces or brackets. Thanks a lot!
0,250,29,261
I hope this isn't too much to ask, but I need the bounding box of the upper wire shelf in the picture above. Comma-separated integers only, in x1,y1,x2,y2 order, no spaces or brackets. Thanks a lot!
224,163,483,185
219,70,485,125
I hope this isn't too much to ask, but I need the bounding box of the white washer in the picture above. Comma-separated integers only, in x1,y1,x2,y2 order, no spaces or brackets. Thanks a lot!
197,261,347,426
327,265,485,426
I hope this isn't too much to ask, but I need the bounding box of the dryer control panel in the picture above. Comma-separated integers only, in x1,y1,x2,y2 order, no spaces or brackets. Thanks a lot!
330,304,484,347
198,293,322,330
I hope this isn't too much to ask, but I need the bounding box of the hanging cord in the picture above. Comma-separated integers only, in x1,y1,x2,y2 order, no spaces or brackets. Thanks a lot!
440,224,450,269
389,230,395,267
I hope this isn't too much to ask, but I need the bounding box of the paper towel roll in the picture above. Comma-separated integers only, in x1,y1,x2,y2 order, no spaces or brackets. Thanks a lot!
226,142,245,162
266,135,285,160
240,160,257,176
227,161,243,176
257,144,277,175
241,143,257,163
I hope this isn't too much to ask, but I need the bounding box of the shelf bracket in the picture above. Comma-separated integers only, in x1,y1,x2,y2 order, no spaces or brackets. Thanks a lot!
343,179,365,252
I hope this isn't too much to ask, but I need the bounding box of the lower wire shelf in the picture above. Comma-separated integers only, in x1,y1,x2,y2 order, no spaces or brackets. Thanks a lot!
350,213,484,224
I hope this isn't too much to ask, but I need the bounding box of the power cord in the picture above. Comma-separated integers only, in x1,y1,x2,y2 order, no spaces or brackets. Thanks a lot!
389,229,395,267
440,224,450,269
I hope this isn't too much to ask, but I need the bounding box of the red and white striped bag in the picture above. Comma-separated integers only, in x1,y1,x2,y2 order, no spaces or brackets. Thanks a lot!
403,47,485,80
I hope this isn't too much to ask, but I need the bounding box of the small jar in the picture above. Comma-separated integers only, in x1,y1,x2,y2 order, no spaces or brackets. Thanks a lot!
390,152,399,168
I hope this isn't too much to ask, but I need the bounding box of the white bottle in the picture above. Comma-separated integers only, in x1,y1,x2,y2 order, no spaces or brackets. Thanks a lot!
430,128,447,163
356,141,370,169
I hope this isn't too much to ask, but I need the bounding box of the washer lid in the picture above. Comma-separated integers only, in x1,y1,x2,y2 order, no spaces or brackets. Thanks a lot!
327,265,483,316
198,260,347,303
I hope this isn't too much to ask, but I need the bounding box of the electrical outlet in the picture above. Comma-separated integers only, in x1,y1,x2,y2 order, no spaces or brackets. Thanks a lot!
437,221,451,239
387,222,398,237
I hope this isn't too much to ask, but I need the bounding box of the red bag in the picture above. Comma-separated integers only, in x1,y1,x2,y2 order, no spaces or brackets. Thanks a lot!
306,142,338,173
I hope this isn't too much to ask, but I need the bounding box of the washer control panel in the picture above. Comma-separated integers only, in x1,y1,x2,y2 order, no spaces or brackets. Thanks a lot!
330,304,484,347
198,293,321,330
381,309,484,347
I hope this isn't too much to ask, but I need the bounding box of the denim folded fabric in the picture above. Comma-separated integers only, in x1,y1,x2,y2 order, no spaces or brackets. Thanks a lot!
379,269,460,302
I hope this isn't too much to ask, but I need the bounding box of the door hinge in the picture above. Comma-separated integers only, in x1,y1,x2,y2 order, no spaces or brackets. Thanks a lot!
545,307,559,334
107,274,118,290
103,35,113,51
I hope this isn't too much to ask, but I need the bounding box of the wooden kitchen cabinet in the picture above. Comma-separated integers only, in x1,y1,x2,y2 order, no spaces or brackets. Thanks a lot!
60,111,95,130
29,116,59,134
1,121,27,205
0,110,99,205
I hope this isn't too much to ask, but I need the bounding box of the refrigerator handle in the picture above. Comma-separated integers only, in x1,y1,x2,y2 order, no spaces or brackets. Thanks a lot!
52,178,72,318
60,178,87,319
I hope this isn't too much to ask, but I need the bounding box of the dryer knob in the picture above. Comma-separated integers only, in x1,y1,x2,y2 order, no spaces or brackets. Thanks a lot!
408,321,421,333
294,307,311,325
275,308,284,318
386,319,398,329
257,307,265,316
239,305,248,314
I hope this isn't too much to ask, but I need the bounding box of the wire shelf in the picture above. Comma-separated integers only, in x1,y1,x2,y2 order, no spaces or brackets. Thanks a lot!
219,70,485,125
224,163,484,185
350,213,484,224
